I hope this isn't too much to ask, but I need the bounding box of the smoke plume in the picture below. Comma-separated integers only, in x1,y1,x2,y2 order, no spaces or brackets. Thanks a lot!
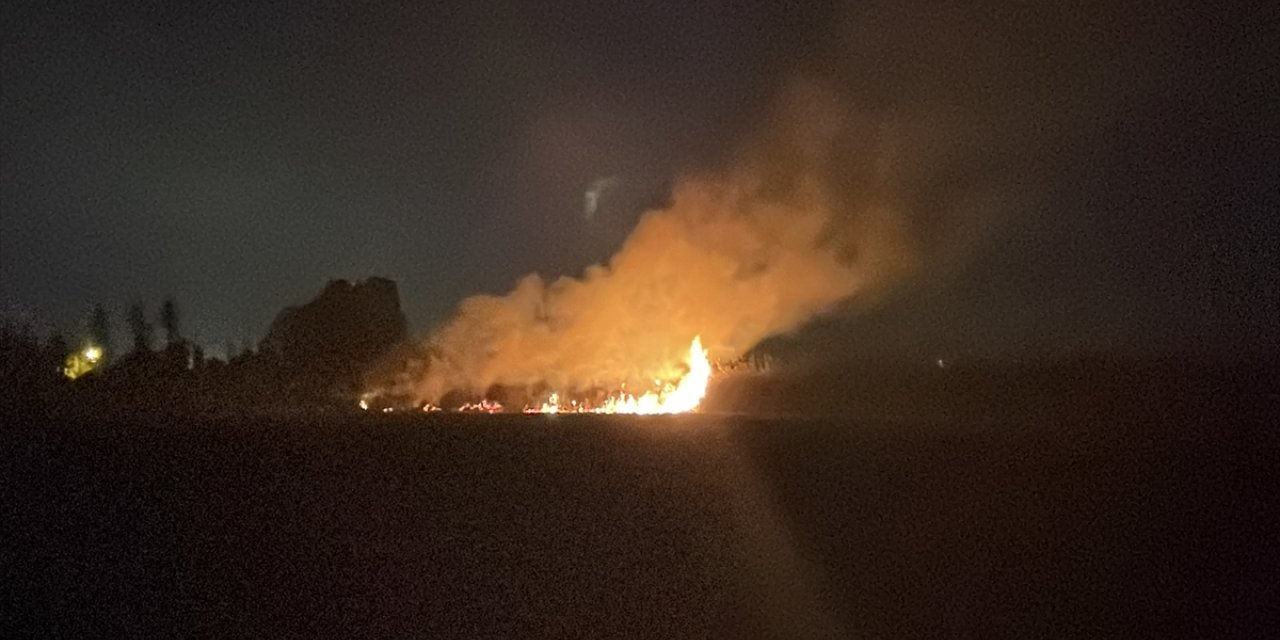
378,0,1187,403
386,81,919,403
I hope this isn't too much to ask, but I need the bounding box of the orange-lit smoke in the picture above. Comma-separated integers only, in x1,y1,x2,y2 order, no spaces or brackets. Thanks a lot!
384,84,917,405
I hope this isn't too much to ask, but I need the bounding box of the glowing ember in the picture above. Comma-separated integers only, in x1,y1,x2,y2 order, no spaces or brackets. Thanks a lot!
458,399,504,413
523,336,711,415
358,336,711,415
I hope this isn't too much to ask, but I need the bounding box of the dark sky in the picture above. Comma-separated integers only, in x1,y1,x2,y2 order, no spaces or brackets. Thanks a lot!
2,0,1276,360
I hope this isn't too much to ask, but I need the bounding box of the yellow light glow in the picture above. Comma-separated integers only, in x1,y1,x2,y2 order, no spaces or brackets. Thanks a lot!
64,343,103,380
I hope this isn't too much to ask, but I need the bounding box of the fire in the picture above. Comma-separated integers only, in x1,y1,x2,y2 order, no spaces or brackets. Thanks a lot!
458,399,504,413
523,336,711,415
359,336,712,415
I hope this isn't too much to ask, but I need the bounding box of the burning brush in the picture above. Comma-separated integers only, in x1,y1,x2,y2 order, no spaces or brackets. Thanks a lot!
362,83,920,415
360,336,711,415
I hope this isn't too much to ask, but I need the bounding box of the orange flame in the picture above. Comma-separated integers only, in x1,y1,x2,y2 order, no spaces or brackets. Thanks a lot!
458,399,504,413
360,337,712,414
523,336,710,415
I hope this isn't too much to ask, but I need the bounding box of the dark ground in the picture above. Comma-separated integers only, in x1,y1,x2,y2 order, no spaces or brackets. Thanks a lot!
3,364,1278,638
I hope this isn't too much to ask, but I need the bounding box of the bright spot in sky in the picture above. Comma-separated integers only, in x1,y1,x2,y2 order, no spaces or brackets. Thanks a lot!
583,176,620,220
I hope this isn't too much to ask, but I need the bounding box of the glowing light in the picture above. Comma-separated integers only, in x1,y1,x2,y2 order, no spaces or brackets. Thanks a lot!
458,399,503,413
64,343,104,380
359,399,369,411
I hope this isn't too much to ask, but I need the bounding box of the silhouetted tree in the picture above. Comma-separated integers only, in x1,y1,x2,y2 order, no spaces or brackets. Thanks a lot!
89,304,111,362
45,333,69,377
258,277,408,403
157,296,192,373
0,321,38,404
0,322,69,407
0,321,31,384
127,302,153,354
160,297,180,346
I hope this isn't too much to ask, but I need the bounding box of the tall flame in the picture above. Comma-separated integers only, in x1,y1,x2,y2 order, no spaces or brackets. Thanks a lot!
601,335,711,414
524,335,710,415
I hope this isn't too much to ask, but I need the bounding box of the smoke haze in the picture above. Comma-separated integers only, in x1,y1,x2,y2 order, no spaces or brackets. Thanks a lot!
383,0,1248,401
389,81,920,402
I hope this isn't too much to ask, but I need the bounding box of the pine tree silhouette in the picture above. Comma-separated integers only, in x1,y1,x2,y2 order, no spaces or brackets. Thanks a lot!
89,304,112,363
127,302,153,355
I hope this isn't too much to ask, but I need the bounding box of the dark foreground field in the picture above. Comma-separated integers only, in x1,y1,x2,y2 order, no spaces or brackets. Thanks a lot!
3,376,1277,638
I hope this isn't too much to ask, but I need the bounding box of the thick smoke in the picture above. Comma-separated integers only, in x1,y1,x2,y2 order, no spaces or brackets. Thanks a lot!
382,0,1183,403
388,82,918,403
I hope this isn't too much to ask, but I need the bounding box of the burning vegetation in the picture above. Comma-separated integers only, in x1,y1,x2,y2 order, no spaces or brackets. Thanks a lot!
365,336,712,414
363,83,919,414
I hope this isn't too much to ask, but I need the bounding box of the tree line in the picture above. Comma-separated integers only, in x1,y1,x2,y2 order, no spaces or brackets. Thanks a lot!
1,278,409,418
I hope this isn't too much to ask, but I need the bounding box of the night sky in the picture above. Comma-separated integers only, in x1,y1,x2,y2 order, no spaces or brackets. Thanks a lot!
2,0,1276,361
